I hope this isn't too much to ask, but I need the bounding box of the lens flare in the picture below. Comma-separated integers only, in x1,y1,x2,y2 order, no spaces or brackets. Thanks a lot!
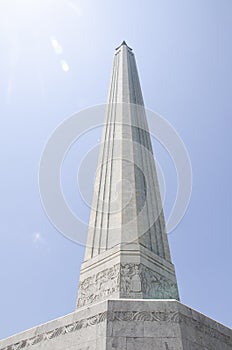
50,37,63,55
61,60,70,72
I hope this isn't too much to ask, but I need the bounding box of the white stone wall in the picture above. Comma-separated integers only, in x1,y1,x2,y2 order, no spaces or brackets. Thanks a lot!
0,300,231,350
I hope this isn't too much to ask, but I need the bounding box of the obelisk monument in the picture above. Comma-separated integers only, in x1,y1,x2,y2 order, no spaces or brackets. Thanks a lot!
76,40,179,308
0,42,231,350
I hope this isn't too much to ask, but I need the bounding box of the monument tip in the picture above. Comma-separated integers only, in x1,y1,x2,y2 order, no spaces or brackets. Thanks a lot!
115,40,132,51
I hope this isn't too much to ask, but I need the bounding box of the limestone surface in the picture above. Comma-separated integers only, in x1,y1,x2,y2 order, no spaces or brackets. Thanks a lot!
78,40,179,307
0,300,231,350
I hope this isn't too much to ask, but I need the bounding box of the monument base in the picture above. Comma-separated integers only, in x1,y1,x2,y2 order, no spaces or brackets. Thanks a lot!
0,299,231,350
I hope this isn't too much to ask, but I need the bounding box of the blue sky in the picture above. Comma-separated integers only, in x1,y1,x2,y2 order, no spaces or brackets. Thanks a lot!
0,0,232,339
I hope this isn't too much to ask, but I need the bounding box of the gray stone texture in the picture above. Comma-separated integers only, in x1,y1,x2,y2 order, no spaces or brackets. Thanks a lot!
0,300,231,350
76,243,179,308
85,42,171,261
78,41,179,307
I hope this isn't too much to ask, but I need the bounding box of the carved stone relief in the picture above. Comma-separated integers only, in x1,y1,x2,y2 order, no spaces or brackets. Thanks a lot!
1,310,230,350
77,263,179,308
77,264,120,307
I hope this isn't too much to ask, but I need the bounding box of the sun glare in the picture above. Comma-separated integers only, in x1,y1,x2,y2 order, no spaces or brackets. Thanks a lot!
50,37,63,55
61,60,70,72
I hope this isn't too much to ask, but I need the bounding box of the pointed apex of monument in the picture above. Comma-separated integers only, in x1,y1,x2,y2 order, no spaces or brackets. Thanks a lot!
115,40,132,51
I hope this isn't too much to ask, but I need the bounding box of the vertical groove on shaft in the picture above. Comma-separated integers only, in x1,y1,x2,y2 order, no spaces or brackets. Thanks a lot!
85,43,171,262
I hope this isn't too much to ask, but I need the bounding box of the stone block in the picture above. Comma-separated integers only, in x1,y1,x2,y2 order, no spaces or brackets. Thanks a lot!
0,300,231,350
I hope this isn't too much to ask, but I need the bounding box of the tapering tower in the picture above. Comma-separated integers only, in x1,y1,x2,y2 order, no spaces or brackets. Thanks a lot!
1,42,231,350
76,41,179,308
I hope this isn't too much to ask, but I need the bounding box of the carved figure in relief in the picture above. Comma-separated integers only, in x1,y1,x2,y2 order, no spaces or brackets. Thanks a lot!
131,265,141,292
140,266,158,296
109,264,120,293
120,264,131,294
77,263,178,306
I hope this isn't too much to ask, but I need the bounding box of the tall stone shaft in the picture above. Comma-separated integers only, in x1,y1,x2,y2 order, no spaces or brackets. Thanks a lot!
1,42,232,350
77,42,179,308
